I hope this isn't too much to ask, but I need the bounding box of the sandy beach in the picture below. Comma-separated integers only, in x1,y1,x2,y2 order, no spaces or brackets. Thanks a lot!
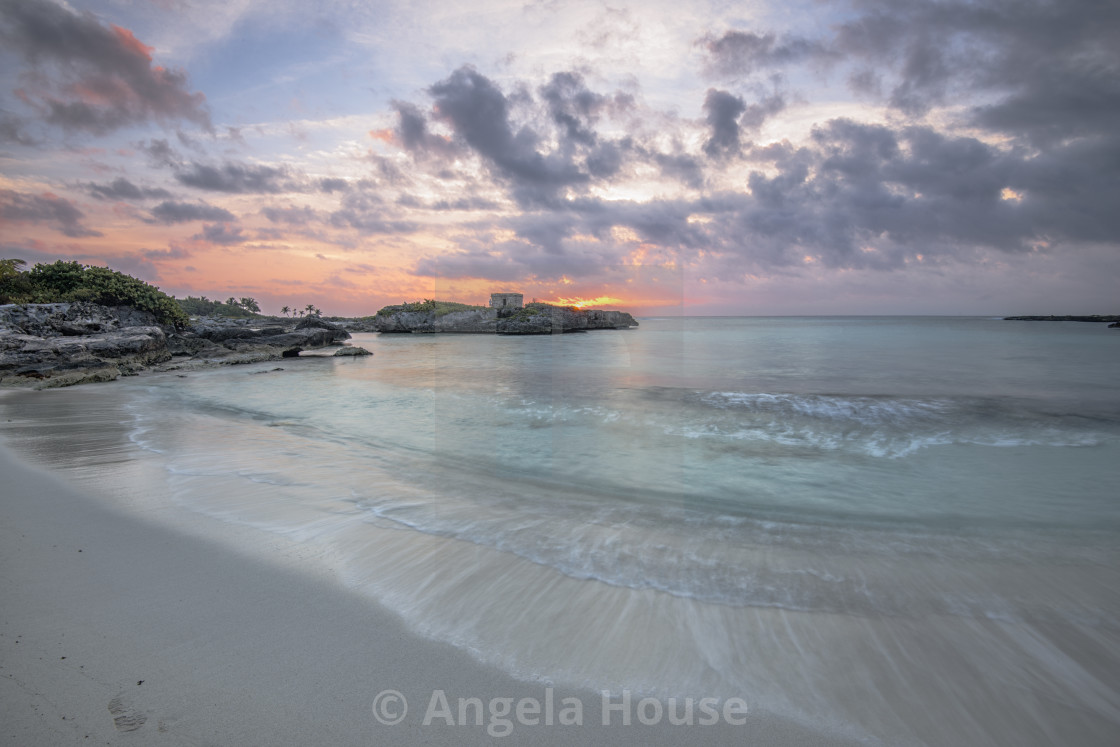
0,438,851,746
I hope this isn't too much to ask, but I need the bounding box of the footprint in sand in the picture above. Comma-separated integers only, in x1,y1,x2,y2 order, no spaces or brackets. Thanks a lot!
107,696,147,732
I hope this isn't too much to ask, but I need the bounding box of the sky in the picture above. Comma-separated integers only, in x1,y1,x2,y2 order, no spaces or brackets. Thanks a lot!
1,0,1117,316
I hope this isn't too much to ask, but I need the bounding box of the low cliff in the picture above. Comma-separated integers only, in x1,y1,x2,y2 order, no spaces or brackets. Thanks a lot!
1,303,170,388
373,303,638,335
1,304,359,388
1004,315,1120,323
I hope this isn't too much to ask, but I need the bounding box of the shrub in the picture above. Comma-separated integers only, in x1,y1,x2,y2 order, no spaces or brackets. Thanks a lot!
375,299,488,317
0,258,34,304
175,295,258,318
20,260,190,327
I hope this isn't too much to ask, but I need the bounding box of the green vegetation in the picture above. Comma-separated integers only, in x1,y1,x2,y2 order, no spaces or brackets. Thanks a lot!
1,259,189,327
507,302,572,321
0,258,33,302
376,299,487,317
175,295,260,318
277,303,322,318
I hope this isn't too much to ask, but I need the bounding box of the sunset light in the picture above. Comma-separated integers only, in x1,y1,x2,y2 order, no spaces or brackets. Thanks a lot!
2,3,1118,744
0,0,1116,317
549,296,626,309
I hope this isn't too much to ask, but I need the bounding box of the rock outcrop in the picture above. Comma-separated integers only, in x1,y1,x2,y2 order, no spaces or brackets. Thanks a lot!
373,304,638,335
1,304,360,388
1004,315,1120,323
1,303,170,388
167,315,351,363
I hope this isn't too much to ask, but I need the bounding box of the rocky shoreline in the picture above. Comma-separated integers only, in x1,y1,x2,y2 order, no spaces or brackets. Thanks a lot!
1,302,366,389
372,303,639,334
1004,315,1120,323
2,301,640,388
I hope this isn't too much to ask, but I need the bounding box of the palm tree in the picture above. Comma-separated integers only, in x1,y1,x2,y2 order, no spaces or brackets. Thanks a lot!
304,303,316,317
281,305,291,317
1,258,27,278
239,297,260,313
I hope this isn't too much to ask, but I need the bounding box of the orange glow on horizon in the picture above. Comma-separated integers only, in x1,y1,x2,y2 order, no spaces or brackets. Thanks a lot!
548,296,625,309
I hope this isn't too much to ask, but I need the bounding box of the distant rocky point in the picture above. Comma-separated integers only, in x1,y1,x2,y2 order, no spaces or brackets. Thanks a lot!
373,300,638,335
1004,315,1120,323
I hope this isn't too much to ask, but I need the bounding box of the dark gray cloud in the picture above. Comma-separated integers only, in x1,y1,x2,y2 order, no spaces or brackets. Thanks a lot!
540,71,607,147
329,188,419,235
0,188,101,237
0,113,36,145
395,194,500,212
651,151,704,189
702,89,745,158
318,177,350,193
149,200,236,224
0,0,211,135
701,30,829,78
0,243,163,281
428,66,589,202
415,103,1118,282
380,1,1120,287
261,205,320,225
704,0,1120,146
395,67,654,207
174,160,303,194
194,223,246,245
138,138,181,168
391,100,456,157
86,177,171,201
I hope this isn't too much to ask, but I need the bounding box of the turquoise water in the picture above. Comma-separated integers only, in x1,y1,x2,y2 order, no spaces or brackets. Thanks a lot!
4,317,1120,744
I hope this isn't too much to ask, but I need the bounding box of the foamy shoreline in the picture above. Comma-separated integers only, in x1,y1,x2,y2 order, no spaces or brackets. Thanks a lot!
0,429,845,745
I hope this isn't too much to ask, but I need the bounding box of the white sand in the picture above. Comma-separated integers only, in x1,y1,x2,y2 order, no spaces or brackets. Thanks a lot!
0,443,850,746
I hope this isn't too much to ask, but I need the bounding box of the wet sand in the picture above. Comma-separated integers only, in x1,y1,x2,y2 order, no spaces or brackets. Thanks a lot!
0,438,850,746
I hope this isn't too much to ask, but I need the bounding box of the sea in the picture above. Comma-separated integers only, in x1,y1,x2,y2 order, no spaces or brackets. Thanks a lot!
3,316,1119,744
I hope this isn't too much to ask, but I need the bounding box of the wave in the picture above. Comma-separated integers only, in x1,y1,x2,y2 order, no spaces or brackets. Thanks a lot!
495,389,1114,459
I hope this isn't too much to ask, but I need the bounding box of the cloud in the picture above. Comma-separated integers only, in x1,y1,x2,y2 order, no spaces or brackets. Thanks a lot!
193,222,246,245
0,0,211,135
149,200,235,224
702,89,745,158
0,188,101,237
390,66,662,209
391,100,455,157
427,66,590,203
138,138,181,167
261,204,319,225
329,187,419,235
318,177,350,193
174,160,304,194
141,245,191,260
703,0,1120,146
0,113,36,145
86,177,171,201
701,30,829,78
540,71,607,148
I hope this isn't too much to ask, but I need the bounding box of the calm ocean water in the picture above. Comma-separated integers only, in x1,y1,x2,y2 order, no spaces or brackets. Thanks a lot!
4,316,1120,744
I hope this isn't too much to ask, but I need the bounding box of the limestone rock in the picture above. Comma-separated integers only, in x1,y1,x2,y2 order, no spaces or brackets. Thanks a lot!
372,303,638,335
1,303,170,388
